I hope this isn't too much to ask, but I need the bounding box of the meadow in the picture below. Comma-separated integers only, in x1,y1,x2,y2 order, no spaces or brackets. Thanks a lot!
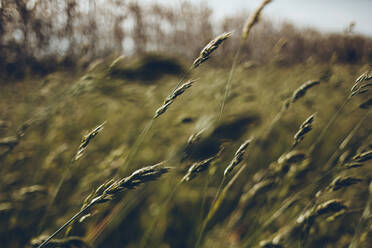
0,1,371,248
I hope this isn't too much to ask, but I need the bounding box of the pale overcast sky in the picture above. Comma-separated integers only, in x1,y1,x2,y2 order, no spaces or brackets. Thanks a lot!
140,0,372,36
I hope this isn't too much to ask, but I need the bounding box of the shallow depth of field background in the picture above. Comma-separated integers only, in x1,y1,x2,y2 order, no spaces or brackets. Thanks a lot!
0,1,371,248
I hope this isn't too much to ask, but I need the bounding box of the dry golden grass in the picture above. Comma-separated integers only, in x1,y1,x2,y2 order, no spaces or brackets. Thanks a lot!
0,1,371,247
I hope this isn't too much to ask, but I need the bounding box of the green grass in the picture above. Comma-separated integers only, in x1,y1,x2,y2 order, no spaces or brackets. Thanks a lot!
0,57,371,248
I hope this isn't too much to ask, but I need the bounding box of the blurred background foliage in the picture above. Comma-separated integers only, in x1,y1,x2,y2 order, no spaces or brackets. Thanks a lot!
0,0,371,80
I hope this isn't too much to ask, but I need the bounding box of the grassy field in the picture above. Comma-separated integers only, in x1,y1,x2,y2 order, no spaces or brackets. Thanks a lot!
0,51,371,248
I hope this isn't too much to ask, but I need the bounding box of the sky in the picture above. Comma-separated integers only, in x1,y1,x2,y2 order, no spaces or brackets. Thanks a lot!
140,0,372,36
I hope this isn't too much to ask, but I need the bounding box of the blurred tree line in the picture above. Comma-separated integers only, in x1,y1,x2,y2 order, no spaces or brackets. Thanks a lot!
0,0,371,80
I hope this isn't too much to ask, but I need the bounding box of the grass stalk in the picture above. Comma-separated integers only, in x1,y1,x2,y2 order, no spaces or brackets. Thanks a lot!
38,121,105,234
218,0,272,120
80,32,232,243
38,202,94,248
219,45,242,120
241,109,371,246
308,94,352,154
38,164,169,248
348,181,372,248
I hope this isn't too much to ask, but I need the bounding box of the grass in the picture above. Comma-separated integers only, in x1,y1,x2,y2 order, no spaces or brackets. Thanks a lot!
1,59,371,247
0,16,371,247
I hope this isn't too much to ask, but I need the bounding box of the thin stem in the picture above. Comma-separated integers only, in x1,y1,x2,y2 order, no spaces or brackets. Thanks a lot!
197,173,212,227
194,176,226,248
38,202,94,248
80,65,195,245
119,66,194,175
193,39,250,247
241,109,371,247
309,94,352,154
219,42,243,121
322,109,371,172
195,163,248,248
210,176,226,212
38,152,84,235
262,108,286,141
86,188,146,244
120,119,155,175
37,169,69,234
349,182,372,248
91,68,193,241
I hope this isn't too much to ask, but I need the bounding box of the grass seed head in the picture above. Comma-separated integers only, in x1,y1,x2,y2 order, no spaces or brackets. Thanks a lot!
90,163,170,205
165,80,195,104
31,236,90,248
352,150,372,162
182,148,223,182
74,121,106,161
278,150,307,165
293,114,315,148
0,136,19,149
344,162,364,169
352,88,368,96
155,80,196,118
154,101,172,119
326,209,347,222
182,157,215,182
242,0,273,41
355,71,372,84
224,138,253,177
291,80,320,103
193,32,232,68
272,151,307,176
328,176,363,191
297,208,316,224
351,71,372,96
260,240,284,248
241,179,275,203
316,199,347,216
116,163,170,189
187,128,206,146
